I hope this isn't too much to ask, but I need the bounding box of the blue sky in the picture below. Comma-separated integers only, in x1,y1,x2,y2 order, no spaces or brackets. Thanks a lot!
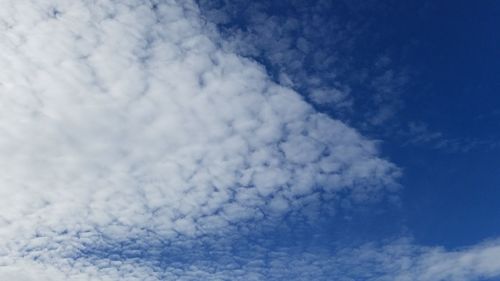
199,0,500,247
0,0,499,280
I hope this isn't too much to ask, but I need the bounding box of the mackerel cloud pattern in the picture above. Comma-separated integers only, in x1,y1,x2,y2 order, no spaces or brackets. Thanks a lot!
0,0,399,279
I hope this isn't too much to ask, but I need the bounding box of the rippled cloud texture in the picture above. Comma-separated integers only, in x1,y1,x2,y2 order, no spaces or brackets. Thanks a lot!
0,1,498,280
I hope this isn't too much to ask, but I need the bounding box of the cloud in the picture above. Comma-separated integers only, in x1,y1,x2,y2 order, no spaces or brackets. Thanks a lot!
2,233,500,281
0,0,399,279
197,0,355,109
355,238,500,281
406,240,500,281
400,122,500,153
197,0,410,128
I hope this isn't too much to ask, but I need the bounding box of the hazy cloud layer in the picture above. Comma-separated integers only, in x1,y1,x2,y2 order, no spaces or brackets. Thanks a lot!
0,0,402,279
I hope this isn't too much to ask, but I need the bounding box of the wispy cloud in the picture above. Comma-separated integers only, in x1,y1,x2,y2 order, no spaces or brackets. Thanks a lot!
401,122,500,153
197,0,410,128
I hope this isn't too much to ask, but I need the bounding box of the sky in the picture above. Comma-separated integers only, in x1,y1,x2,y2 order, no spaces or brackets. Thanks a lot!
0,0,499,280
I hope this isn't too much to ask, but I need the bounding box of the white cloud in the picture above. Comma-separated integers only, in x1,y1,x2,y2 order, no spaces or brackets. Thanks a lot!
0,0,400,279
3,235,499,281
400,121,500,153
403,239,500,281
197,0,413,128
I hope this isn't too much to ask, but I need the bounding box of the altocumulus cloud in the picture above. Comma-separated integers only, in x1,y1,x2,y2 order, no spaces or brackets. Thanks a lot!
0,0,406,280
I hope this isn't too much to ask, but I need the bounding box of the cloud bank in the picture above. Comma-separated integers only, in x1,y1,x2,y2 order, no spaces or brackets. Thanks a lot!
0,0,402,279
